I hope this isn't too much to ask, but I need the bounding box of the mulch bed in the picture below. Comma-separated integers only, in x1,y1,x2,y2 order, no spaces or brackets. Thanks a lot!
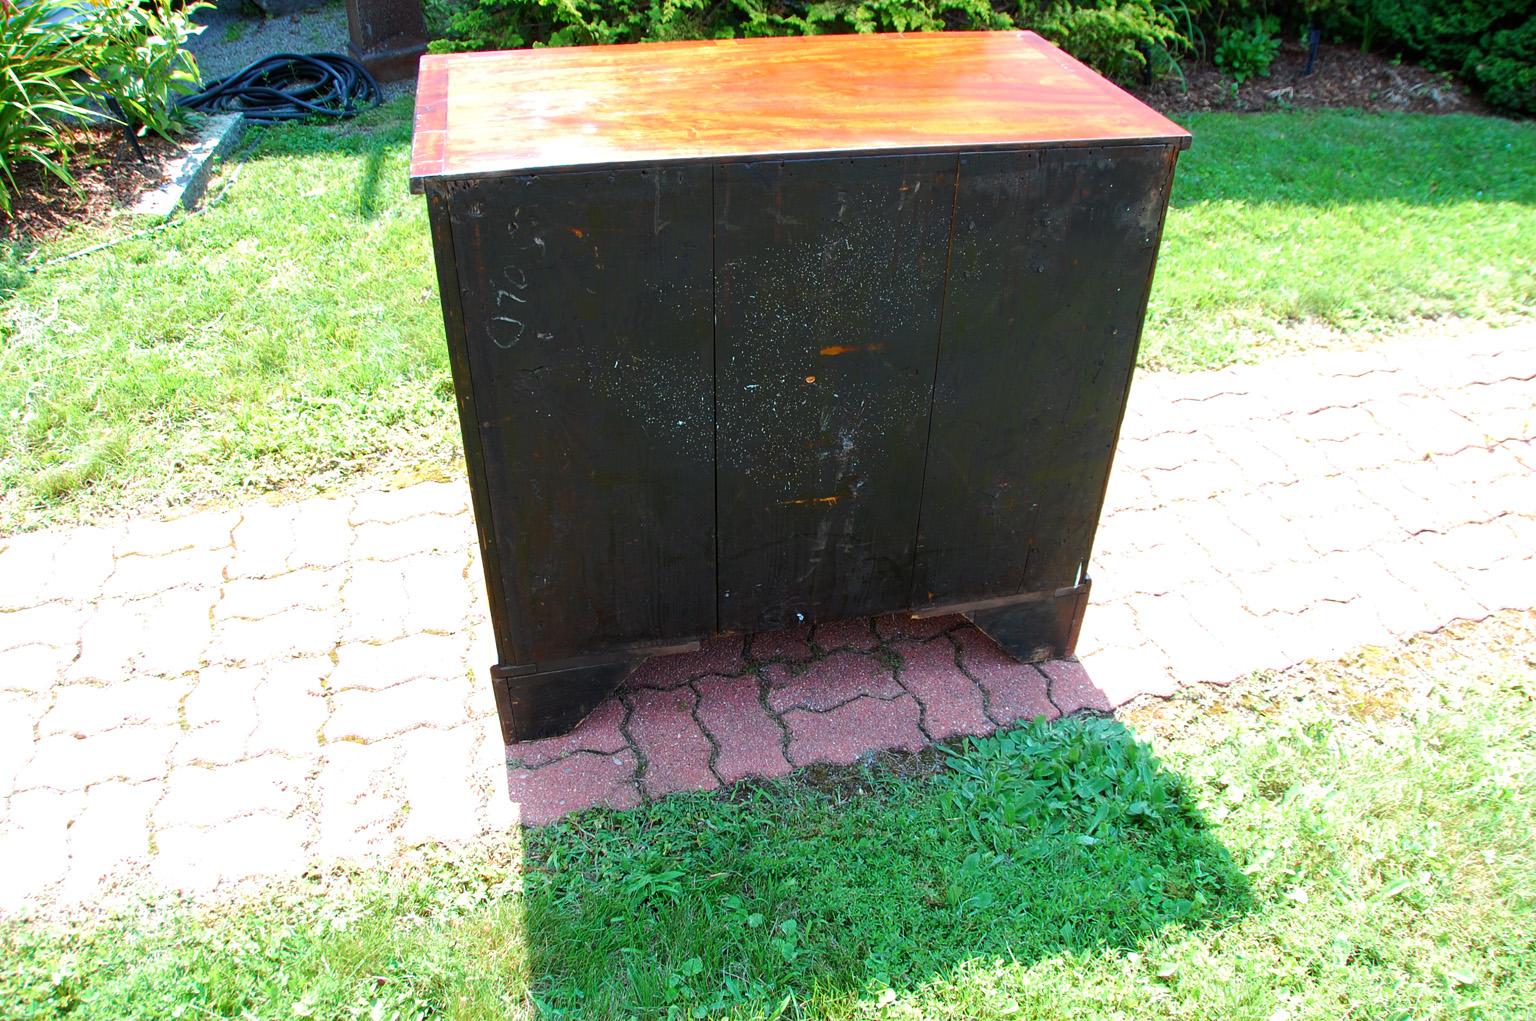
1130,39,1487,116
1,127,194,245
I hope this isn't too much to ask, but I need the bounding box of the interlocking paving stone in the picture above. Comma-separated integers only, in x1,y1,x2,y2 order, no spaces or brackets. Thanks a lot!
0,643,74,695
892,638,991,740
42,674,189,738
1073,645,1178,709
811,618,881,652
1038,659,1115,714
324,674,474,744
628,687,717,799
0,602,82,655
747,625,814,663
783,694,926,767
208,606,338,666
396,725,486,845
874,611,963,642
626,649,708,690
3,323,1535,913
0,693,45,794
218,568,346,621
626,635,750,690
329,634,465,692
16,724,181,792
59,779,159,903
952,629,1059,727
118,510,236,558
155,754,307,829
509,697,629,769
688,634,750,677
152,812,308,892
694,674,791,785
0,789,84,904
507,750,642,826
763,651,904,713
1073,599,1139,659
353,513,468,562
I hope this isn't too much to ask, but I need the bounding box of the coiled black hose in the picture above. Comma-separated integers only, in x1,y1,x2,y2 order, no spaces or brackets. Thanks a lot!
180,53,382,124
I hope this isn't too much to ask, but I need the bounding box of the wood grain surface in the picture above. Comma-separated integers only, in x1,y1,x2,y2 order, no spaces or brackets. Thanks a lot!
410,31,1190,188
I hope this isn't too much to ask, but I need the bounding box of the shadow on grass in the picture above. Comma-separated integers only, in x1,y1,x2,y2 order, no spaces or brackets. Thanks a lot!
517,713,1251,1017
356,144,391,220
222,94,414,220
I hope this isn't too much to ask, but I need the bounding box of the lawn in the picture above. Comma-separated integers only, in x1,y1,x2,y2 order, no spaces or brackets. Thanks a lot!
3,612,1533,1019
1,106,1533,533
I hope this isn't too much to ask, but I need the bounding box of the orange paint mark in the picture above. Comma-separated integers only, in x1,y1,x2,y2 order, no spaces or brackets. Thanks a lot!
780,495,840,507
567,226,587,238
819,342,886,357
804,375,816,383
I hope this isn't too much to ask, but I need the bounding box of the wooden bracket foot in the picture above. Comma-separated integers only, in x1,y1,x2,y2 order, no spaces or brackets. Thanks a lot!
490,658,637,744
964,579,1091,663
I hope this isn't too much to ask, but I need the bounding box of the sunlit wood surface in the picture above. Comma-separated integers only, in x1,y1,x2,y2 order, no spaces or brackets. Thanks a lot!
410,31,1190,188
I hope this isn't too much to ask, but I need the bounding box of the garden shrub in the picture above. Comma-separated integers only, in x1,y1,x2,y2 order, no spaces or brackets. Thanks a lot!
80,0,207,139
428,0,1535,113
1474,17,1536,112
1361,0,1535,112
426,0,1191,84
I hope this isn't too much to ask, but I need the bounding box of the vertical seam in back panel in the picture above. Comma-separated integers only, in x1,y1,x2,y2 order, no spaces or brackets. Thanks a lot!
905,152,965,610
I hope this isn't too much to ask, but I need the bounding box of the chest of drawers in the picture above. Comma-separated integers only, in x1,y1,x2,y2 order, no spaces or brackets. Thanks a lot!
411,31,1189,741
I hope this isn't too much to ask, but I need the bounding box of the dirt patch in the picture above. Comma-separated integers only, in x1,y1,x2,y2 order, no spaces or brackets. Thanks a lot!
1131,40,1488,116
0,127,196,245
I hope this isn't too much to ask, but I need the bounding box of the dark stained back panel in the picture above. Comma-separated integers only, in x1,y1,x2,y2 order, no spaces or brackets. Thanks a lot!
447,167,716,662
912,145,1177,606
714,155,956,631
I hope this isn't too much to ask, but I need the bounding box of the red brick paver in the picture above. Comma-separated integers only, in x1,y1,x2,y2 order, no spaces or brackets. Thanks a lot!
695,674,790,785
1,324,1533,914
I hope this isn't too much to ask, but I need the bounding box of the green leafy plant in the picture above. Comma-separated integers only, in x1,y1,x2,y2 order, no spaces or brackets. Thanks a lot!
1296,0,1348,24
944,716,1195,853
0,0,101,213
1213,13,1281,83
78,0,207,139
0,0,206,214
1023,0,1185,81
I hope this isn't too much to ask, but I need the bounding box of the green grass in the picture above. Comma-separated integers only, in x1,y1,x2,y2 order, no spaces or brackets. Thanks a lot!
4,615,1534,1019
1146,111,1536,369
1,107,1533,532
0,99,453,532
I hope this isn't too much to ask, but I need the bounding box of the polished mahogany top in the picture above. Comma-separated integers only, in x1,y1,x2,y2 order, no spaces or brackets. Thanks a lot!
410,31,1190,190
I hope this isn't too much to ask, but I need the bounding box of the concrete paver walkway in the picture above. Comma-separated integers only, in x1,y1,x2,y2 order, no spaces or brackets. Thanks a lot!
1,324,1532,913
